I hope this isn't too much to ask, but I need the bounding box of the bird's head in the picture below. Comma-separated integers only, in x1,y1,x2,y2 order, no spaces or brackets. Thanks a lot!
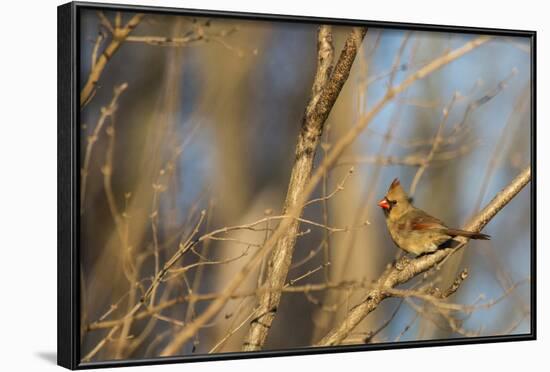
378,178,412,219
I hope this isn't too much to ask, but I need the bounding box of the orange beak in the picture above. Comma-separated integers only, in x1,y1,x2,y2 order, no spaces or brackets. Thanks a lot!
378,198,390,210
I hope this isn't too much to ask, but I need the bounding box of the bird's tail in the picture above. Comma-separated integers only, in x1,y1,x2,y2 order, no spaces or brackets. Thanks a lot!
445,228,490,240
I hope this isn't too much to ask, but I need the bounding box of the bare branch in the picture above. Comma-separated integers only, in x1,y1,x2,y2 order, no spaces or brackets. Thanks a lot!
316,166,531,346
80,83,128,214
81,13,144,107
86,279,372,332
304,37,491,204
409,93,457,196
242,26,366,352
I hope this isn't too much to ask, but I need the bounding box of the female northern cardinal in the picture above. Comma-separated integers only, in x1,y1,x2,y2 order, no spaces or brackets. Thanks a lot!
378,178,490,255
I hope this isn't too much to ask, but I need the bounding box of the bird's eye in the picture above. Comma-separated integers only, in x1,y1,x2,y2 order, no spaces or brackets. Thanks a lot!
389,199,397,206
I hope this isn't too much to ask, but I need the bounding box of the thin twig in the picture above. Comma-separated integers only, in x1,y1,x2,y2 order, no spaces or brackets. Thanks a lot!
409,93,457,196
80,83,128,213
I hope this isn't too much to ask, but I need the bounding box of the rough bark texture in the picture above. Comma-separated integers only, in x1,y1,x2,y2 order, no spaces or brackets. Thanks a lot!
316,166,531,346
242,26,367,351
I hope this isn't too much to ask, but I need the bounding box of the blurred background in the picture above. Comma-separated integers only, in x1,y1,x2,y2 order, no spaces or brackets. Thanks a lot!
78,8,532,362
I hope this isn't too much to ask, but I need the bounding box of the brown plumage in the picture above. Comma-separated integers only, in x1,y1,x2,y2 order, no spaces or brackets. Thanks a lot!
378,178,490,256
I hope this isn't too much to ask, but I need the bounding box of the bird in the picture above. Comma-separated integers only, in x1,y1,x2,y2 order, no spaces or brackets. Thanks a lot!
377,178,490,256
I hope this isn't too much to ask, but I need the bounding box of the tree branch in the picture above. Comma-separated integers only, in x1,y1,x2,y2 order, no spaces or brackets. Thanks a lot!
316,165,531,346
242,25,367,352
80,13,144,107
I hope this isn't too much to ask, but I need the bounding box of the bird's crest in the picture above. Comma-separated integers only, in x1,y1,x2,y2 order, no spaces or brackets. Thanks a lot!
389,178,400,190
386,177,408,201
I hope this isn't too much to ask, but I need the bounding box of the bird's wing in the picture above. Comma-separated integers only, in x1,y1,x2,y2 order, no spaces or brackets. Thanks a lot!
408,210,447,230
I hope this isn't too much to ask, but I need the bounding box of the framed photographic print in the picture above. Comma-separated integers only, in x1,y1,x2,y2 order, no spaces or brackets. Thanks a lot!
57,1,536,369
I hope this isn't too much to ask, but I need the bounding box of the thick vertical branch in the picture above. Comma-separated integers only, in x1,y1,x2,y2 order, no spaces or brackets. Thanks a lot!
242,26,367,351
316,166,531,346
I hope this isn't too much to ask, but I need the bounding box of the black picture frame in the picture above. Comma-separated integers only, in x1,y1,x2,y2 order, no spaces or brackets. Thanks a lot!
58,1,537,369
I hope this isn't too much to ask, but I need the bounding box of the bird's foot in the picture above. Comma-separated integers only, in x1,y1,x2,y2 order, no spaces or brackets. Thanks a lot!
395,256,411,271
